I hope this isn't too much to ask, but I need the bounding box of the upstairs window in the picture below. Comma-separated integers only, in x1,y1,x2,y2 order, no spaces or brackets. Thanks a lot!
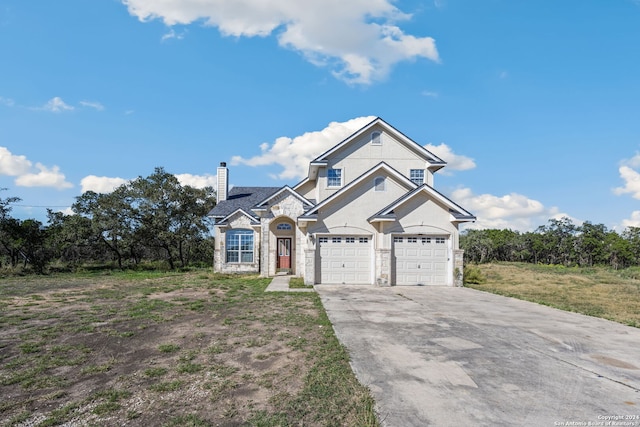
327,168,342,187
410,169,424,185
276,223,292,230
374,176,386,192
371,131,382,145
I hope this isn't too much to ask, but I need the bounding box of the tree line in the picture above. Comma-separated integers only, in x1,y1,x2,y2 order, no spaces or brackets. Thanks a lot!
0,168,216,273
461,217,640,269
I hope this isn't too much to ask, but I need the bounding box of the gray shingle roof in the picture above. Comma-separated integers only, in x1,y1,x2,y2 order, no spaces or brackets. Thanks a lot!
207,186,282,220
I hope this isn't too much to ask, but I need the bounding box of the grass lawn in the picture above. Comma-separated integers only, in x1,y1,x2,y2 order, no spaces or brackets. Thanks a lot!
467,263,640,328
0,271,378,427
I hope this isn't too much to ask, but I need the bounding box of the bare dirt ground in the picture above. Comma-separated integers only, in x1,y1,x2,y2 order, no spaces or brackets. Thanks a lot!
0,271,377,427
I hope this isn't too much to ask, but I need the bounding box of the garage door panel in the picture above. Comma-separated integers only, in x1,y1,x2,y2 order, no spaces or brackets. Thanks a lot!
318,236,372,284
394,236,449,286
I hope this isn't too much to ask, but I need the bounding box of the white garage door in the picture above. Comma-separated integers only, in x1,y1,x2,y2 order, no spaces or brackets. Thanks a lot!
318,236,372,284
393,236,449,285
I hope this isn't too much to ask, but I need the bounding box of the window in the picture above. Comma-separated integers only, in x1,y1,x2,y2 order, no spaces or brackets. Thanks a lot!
435,237,446,244
332,237,342,243
226,229,254,263
408,237,418,243
394,236,404,243
421,237,431,244
327,168,342,187
374,176,386,192
371,131,382,145
359,237,369,244
318,237,329,243
410,169,424,185
276,223,292,230
345,237,356,243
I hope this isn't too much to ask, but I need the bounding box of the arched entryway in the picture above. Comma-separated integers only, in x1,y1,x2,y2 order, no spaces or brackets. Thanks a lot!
271,218,296,274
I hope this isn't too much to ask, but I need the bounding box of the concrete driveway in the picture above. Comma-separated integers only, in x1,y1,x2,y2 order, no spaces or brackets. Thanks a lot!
316,285,640,427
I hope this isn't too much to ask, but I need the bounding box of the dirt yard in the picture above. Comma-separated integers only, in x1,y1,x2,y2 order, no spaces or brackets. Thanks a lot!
0,271,377,426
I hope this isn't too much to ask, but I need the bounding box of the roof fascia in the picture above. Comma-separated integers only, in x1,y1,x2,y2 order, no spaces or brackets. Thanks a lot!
302,162,418,217
218,208,260,225
374,184,476,220
253,185,315,209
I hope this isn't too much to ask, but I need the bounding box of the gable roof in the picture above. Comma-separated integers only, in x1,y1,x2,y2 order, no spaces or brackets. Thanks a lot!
303,117,446,182
207,186,281,220
368,184,476,223
252,186,315,213
301,162,417,218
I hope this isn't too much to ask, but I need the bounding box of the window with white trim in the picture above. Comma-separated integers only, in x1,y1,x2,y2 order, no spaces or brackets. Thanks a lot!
327,168,342,187
359,237,369,243
374,176,386,192
435,237,446,244
332,237,342,243
226,229,254,263
345,237,356,243
319,237,329,243
371,131,381,145
276,223,292,230
394,236,404,243
410,169,424,185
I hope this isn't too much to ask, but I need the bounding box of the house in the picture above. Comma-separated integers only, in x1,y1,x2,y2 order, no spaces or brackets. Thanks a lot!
207,117,476,286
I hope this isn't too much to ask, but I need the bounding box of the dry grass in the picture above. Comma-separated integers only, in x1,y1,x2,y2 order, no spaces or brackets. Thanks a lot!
467,263,640,327
0,270,379,427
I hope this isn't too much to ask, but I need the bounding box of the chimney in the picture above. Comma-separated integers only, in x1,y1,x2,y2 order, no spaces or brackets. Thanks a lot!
217,162,228,202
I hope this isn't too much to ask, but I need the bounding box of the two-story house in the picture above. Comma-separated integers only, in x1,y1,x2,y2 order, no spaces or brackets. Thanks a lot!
207,117,475,286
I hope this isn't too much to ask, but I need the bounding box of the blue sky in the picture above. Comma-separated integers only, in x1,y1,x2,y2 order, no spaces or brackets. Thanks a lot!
1,0,640,231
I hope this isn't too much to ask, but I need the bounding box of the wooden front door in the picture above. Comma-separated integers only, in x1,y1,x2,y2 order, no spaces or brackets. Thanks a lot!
277,238,291,269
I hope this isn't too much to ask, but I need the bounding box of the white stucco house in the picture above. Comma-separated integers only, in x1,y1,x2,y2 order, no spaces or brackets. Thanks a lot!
207,117,475,286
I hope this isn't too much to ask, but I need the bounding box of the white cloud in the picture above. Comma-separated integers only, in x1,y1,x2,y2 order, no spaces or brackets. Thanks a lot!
41,97,74,113
622,211,640,228
79,101,105,111
15,163,73,189
452,187,564,231
161,28,186,41
231,116,376,180
175,173,217,188
0,146,32,176
613,153,640,199
421,91,438,98
1,147,73,190
80,175,129,194
424,143,476,173
121,0,439,84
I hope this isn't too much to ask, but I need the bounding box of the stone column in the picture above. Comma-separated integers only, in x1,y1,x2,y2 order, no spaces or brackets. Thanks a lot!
453,249,464,287
375,249,391,286
304,249,316,285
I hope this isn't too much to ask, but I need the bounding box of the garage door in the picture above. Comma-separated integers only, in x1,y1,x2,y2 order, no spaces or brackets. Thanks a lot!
393,236,448,285
318,236,372,284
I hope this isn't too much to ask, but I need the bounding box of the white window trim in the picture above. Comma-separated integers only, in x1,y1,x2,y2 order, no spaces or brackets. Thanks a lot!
371,131,382,145
374,176,386,192
410,169,425,185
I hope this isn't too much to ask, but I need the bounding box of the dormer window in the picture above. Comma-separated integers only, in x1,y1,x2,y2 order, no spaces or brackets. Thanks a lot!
374,176,386,192
327,168,342,187
410,169,424,185
371,131,382,145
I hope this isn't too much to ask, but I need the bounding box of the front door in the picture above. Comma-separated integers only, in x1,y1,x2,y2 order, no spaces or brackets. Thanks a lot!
277,238,291,269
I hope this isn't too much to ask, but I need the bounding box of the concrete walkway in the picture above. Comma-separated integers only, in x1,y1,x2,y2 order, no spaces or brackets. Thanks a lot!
317,285,640,427
264,275,315,292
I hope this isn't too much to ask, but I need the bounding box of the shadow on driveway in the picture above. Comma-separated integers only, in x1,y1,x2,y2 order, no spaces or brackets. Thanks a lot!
316,285,640,427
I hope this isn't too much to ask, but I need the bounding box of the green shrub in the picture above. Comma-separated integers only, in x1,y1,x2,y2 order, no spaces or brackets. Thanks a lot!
463,266,486,285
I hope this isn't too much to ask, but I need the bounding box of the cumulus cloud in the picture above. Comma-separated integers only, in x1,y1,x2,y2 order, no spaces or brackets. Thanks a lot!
0,147,32,176
79,101,105,111
175,173,217,189
121,0,439,84
424,143,476,173
80,175,129,194
1,147,73,190
452,187,564,231
613,153,640,199
40,97,75,113
622,211,640,228
15,163,73,190
232,116,375,180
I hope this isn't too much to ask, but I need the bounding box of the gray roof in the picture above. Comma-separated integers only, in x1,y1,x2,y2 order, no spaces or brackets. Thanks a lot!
207,186,281,220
